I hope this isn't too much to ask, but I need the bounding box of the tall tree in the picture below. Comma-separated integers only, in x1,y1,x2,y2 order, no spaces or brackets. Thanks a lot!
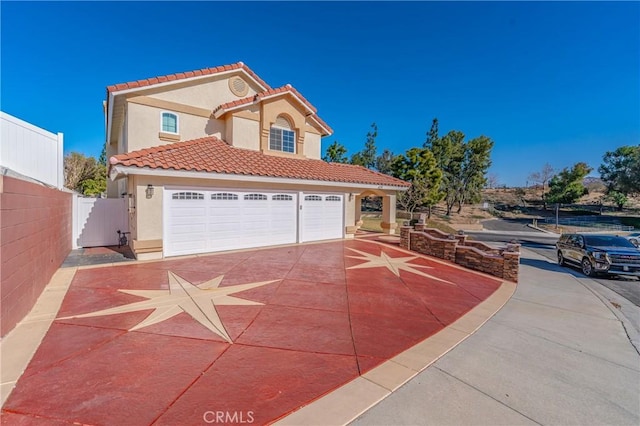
323,141,348,163
428,130,465,215
350,122,378,169
528,163,555,209
64,152,106,196
547,162,592,204
375,149,396,175
454,135,494,213
391,147,444,218
423,118,439,148
598,145,640,196
98,143,107,166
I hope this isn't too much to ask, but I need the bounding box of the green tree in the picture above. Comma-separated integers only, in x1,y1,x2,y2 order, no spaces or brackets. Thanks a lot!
323,141,348,163
423,118,439,148
375,149,396,175
454,135,494,213
64,152,106,196
426,129,465,215
547,162,593,204
391,147,444,218
350,122,377,169
423,119,494,214
598,145,640,196
98,143,107,166
604,190,628,211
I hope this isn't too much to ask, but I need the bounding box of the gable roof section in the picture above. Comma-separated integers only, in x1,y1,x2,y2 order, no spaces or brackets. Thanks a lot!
106,62,271,93
212,84,333,135
110,136,409,189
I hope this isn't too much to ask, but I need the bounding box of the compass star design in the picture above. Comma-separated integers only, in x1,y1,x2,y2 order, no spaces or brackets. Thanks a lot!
346,248,453,285
59,272,278,343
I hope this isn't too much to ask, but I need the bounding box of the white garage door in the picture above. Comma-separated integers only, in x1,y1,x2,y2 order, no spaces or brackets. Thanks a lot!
164,189,297,257
301,194,344,242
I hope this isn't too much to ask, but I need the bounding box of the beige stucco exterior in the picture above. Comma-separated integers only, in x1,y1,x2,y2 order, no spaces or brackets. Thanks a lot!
125,174,393,259
105,65,403,259
150,76,261,111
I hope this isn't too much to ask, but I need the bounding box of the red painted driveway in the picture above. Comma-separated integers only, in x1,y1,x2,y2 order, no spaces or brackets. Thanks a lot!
2,239,502,425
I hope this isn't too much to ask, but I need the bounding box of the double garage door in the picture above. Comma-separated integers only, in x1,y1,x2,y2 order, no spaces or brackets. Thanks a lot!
164,189,344,257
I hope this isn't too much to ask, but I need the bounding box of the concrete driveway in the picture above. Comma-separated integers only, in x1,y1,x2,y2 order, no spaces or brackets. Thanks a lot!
353,249,640,425
1,238,510,425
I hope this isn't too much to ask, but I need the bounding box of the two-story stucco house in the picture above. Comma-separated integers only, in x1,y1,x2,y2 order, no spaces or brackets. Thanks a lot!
105,62,408,260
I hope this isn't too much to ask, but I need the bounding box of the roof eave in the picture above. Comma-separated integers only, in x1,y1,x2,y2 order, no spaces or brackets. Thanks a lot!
110,164,409,191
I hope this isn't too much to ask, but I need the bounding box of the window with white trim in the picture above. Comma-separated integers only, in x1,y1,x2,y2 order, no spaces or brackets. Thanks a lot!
161,112,179,134
172,192,204,200
211,193,238,200
273,194,293,201
269,116,295,153
244,193,268,200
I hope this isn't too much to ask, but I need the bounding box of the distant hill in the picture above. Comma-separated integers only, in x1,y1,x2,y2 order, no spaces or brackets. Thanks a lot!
583,176,604,186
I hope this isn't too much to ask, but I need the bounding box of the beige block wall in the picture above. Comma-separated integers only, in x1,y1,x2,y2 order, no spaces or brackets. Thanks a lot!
126,102,225,152
151,76,261,111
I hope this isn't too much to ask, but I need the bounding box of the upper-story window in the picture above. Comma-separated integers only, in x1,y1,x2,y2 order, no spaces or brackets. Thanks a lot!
161,112,179,134
269,116,295,154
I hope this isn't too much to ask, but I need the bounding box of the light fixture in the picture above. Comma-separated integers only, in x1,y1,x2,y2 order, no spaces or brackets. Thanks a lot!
349,193,354,202
146,184,154,199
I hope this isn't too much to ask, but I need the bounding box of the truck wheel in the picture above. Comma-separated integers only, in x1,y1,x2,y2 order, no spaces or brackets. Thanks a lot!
582,258,595,277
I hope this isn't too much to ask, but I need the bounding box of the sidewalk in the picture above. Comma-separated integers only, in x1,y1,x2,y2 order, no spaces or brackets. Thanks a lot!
353,249,640,425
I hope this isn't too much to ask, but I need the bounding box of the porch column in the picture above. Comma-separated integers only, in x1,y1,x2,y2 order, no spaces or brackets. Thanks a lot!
355,195,363,229
344,193,357,239
380,193,397,235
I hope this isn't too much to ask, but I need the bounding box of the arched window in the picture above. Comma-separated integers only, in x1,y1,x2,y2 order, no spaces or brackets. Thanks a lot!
161,112,179,134
269,116,295,153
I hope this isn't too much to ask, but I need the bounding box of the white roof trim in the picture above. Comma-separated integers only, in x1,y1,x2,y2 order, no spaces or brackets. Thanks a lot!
306,115,332,136
110,165,408,191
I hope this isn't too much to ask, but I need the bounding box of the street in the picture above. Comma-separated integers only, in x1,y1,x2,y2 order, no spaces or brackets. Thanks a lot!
467,219,640,307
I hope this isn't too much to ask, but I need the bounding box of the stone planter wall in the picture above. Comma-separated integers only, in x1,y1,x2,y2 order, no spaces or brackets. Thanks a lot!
399,225,520,282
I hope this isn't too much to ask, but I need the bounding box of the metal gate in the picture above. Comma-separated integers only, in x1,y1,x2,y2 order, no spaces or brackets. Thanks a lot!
73,196,128,248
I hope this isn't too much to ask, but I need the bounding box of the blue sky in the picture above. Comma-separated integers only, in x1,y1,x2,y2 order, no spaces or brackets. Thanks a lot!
2,1,638,186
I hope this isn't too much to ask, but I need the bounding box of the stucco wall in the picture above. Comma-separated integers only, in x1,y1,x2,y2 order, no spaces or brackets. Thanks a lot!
151,76,261,111
261,98,307,156
231,116,260,150
0,176,71,337
126,102,224,152
303,131,321,159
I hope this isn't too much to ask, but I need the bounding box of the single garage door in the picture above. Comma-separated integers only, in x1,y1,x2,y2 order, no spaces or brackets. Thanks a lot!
164,189,297,257
301,194,344,242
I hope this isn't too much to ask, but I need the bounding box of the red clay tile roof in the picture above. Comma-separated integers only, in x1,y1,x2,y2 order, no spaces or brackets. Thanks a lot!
212,84,333,134
110,136,409,188
106,62,271,93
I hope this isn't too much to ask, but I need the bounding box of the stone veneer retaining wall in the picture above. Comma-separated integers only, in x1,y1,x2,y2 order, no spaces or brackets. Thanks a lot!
400,225,520,282
0,175,72,336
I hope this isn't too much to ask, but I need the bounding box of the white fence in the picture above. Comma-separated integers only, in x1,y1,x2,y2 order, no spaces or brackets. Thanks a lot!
0,111,64,189
73,196,128,248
